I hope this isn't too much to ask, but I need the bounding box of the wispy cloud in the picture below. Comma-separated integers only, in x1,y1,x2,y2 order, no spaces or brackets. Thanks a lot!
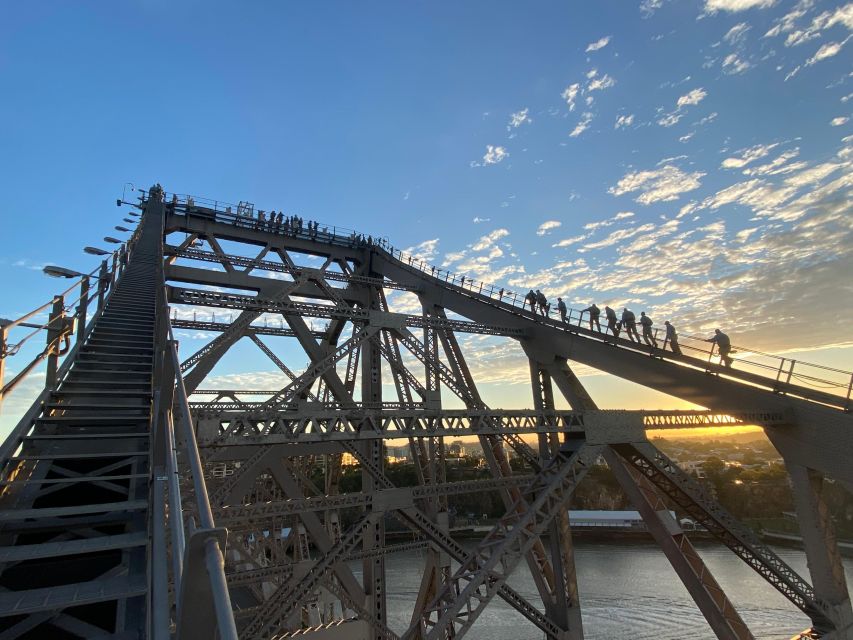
570,112,594,137
588,73,616,92
615,114,635,129
562,83,581,111
610,165,706,204
704,0,776,13
508,108,532,130
676,88,708,108
536,220,562,236
586,36,612,52
721,143,780,168
481,145,509,165
831,116,850,126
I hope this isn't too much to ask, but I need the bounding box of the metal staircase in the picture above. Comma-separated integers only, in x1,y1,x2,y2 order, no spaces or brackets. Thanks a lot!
0,207,160,637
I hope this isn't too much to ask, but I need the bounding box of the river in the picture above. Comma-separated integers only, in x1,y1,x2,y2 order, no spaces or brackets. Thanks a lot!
353,541,853,639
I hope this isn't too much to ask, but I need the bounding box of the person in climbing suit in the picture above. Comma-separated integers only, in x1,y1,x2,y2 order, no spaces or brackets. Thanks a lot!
526,290,537,314
621,308,640,342
706,329,734,368
663,320,681,355
605,305,620,339
584,303,601,331
639,312,658,348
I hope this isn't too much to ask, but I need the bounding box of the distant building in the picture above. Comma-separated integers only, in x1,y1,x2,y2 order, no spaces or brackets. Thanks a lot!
568,510,676,530
448,440,466,457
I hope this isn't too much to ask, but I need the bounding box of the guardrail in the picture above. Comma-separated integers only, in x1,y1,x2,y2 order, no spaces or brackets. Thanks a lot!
0,248,135,416
167,193,853,411
150,208,238,640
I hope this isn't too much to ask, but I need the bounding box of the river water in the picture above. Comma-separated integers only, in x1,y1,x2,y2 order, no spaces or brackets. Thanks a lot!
358,541,853,639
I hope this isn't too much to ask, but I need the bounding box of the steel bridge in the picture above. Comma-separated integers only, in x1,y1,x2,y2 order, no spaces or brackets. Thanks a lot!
0,186,850,639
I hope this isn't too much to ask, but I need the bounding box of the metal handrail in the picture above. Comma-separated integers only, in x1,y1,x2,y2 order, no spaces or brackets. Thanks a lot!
152,193,238,640
0,222,144,417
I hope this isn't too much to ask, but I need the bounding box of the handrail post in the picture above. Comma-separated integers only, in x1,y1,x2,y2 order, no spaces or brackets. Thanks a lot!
76,276,90,345
0,325,7,414
776,358,785,384
845,373,853,410
110,252,118,288
44,295,64,390
785,359,796,385
98,260,109,310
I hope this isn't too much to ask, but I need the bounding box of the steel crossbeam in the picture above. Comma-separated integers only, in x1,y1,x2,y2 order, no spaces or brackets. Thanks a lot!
165,244,413,291
172,318,327,339
215,475,535,525
169,286,523,336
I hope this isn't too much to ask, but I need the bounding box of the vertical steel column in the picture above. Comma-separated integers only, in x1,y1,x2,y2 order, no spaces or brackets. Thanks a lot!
97,260,109,310
76,275,89,345
0,324,6,413
786,463,853,637
529,358,583,639
362,284,387,640
44,295,64,389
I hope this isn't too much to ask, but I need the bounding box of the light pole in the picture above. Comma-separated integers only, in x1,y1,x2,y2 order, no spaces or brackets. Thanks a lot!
84,247,111,256
117,182,136,207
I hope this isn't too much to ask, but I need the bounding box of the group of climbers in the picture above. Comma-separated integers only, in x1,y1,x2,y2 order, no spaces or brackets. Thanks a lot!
521,289,733,367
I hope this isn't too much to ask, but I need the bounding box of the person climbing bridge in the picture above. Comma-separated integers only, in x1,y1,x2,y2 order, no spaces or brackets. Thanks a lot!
584,303,601,331
557,297,568,323
536,290,548,315
706,328,734,368
622,308,640,342
663,320,681,355
526,290,537,314
605,305,620,338
639,312,658,348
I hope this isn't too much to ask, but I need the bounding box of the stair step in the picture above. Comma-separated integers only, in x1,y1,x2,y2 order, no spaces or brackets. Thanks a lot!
0,574,147,616
71,361,152,372
27,431,149,439
12,451,149,461
0,499,148,522
0,531,147,562
68,368,151,378
0,473,148,486
61,381,151,390
53,389,152,397
45,403,149,411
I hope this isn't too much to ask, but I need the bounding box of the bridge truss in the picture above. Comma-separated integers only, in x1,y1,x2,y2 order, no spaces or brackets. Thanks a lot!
0,188,850,639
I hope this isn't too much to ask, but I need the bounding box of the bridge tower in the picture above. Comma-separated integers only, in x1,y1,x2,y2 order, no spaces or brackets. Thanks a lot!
0,187,849,639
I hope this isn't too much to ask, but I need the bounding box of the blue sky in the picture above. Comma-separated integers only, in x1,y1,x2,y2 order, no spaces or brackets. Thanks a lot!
1,0,852,424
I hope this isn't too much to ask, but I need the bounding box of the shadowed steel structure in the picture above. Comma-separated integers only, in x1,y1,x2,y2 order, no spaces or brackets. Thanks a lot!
0,186,849,639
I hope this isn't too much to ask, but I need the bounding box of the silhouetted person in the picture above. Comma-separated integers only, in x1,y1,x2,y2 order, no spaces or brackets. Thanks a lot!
557,297,567,323
584,303,601,331
639,312,658,348
706,329,733,368
622,308,640,342
605,305,620,338
536,290,548,315
526,290,537,314
663,321,681,355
